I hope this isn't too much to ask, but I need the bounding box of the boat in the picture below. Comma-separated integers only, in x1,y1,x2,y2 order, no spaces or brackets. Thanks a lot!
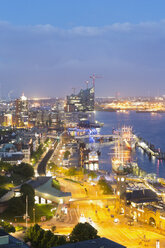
111,136,133,175
113,126,136,150
85,150,99,171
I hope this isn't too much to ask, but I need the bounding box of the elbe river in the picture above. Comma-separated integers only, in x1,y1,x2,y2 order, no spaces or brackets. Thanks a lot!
96,111,165,178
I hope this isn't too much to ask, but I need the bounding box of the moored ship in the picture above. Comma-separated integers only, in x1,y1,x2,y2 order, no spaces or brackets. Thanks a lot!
111,135,133,175
113,126,136,150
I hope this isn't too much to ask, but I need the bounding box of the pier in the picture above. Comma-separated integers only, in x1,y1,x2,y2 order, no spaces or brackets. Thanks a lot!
137,137,165,160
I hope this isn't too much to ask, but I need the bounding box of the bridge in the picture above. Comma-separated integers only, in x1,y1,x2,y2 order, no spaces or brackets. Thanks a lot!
75,134,115,139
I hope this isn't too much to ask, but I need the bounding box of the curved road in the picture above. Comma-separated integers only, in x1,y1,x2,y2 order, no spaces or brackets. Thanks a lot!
37,149,54,176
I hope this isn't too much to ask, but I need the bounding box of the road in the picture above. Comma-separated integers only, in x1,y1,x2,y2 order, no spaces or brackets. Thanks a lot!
37,149,54,175
39,177,165,248
69,149,79,167
41,199,165,248
13,175,165,248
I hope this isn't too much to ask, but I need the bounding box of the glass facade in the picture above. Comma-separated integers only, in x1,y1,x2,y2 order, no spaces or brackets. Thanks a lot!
67,86,94,112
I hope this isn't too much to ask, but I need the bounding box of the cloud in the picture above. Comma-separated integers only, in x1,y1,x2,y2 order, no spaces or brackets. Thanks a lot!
0,20,165,97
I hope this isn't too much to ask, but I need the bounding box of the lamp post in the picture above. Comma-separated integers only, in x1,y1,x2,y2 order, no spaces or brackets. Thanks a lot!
33,208,35,224
26,195,28,229
156,240,160,248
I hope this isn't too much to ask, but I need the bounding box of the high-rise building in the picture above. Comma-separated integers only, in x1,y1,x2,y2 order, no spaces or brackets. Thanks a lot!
66,86,95,112
4,113,13,126
15,93,28,126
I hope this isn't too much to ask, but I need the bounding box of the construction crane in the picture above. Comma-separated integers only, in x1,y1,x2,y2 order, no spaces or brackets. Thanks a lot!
90,74,102,87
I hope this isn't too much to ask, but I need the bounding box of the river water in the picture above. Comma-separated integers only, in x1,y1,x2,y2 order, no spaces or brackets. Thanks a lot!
96,111,165,178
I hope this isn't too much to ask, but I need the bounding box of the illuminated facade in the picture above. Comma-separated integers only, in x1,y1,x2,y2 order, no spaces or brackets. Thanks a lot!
116,181,165,230
15,94,28,126
4,113,13,126
66,87,95,112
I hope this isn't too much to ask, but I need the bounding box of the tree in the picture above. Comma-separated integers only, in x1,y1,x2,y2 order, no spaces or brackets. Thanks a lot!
12,163,34,178
20,184,35,216
0,220,15,233
33,228,44,248
40,230,54,248
47,235,58,248
66,167,77,177
57,236,67,246
47,235,66,248
24,224,66,248
51,225,56,232
98,179,113,195
64,150,71,159
0,161,12,173
4,197,24,217
88,171,97,180
70,222,99,243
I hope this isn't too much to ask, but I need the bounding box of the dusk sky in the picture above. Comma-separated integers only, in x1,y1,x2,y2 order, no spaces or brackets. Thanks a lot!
1,0,165,98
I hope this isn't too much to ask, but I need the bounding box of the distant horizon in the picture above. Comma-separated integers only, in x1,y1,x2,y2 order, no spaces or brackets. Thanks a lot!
1,1,165,97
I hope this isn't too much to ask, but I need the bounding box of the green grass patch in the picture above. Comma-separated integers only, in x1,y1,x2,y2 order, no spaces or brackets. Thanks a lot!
52,179,61,190
15,225,26,232
35,204,55,222
64,178,80,184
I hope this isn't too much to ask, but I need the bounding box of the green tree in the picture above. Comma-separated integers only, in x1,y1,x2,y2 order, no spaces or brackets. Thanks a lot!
0,220,15,233
51,225,56,232
40,230,54,248
57,236,67,246
70,222,99,243
20,184,35,216
47,235,58,248
34,228,44,248
0,161,12,173
25,224,41,245
66,167,77,177
64,150,71,159
12,163,34,178
24,224,66,248
4,197,24,217
88,171,97,180
98,179,113,195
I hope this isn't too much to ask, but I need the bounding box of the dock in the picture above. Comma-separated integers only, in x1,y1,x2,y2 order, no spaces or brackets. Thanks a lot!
137,137,165,160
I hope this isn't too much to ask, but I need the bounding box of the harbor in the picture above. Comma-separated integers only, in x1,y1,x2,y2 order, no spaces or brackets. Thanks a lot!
96,111,165,178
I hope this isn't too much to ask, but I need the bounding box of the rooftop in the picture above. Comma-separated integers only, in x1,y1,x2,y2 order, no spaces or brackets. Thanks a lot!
28,177,71,198
126,189,158,204
0,229,29,248
52,238,126,248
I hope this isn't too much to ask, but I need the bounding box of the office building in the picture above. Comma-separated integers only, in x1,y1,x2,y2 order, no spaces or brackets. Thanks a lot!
15,93,28,126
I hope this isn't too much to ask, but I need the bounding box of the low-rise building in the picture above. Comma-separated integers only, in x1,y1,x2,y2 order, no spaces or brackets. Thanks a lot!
28,177,71,204
53,238,126,248
0,229,29,247
22,144,31,164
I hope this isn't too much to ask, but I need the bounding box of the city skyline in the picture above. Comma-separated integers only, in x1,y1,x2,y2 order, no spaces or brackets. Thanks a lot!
1,1,165,97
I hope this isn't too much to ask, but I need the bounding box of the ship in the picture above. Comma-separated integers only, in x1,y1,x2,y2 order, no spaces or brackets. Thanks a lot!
111,135,133,175
113,126,136,150
85,150,99,171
